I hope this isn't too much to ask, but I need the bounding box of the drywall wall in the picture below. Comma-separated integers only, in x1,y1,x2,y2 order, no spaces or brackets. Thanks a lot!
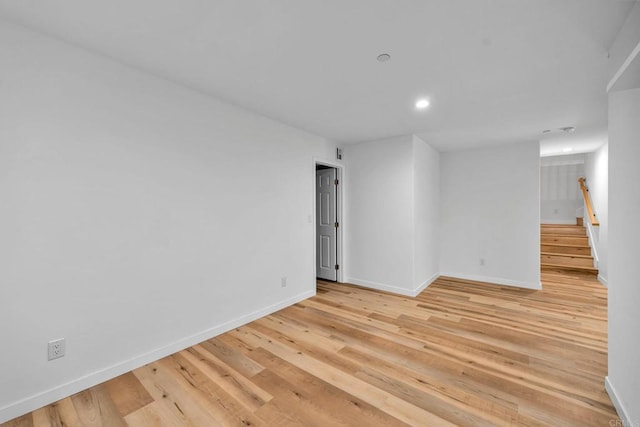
0,20,340,422
540,155,585,224
584,143,609,283
343,134,440,296
343,135,415,294
607,87,640,426
608,1,640,90
412,135,440,289
440,142,540,289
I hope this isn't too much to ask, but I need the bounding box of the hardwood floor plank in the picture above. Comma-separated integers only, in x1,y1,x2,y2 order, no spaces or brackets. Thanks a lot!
228,325,457,426
252,367,356,427
195,338,265,378
249,347,409,427
1,414,34,427
181,345,272,411
2,271,620,426
29,410,51,427
353,366,501,426
158,354,265,426
104,372,153,417
133,362,224,427
70,386,126,427
45,399,81,427
123,402,186,427
253,314,346,353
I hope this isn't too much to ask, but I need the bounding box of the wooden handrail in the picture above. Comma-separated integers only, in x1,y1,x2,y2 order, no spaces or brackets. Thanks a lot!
578,177,600,226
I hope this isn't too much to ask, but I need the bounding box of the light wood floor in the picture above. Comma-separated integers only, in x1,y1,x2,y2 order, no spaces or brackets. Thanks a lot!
4,271,619,426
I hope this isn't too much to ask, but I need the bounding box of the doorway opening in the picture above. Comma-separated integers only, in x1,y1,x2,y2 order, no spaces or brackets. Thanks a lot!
315,162,342,282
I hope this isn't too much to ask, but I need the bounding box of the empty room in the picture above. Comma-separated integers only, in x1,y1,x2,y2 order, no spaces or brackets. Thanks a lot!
1,1,639,426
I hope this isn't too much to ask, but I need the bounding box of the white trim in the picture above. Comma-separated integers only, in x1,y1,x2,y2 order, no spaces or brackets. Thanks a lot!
346,271,539,296
0,290,314,424
597,274,608,287
312,157,344,283
607,38,640,93
345,273,439,297
439,273,542,290
414,272,440,295
605,376,634,427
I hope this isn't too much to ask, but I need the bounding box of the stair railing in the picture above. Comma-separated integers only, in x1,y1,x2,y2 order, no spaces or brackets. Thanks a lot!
578,177,599,226
578,177,600,270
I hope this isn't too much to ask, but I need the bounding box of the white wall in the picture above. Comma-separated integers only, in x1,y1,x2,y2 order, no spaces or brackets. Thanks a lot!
584,143,609,283
0,20,340,423
344,136,414,293
440,142,540,289
607,87,640,426
540,155,585,224
343,135,440,296
413,136,440,289
608,1,640,89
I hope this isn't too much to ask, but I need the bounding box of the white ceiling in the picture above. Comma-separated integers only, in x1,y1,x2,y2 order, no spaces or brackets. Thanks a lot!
0,0,635,152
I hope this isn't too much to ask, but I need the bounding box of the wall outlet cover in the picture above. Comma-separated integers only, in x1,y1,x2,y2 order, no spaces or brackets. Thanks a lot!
48,338,66,361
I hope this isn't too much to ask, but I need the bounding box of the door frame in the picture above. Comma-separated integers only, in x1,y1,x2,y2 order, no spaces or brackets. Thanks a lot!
313,158,343,283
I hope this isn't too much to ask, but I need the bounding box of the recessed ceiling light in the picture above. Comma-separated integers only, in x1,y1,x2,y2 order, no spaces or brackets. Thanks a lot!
377,53,391,62
562,147,573,153
415,98,430,109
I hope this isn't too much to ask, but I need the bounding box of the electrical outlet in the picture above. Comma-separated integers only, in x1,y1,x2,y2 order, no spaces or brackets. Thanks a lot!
48,338,65,361
479,258,485,266
281,277,287,287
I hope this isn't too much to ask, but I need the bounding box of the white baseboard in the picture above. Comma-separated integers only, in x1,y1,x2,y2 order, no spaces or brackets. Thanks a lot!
605,376,633,427
413,273,440,296
348,273,541,295
439,272,542,290
345,273,439,297
598,274,609,287
0,290,315,424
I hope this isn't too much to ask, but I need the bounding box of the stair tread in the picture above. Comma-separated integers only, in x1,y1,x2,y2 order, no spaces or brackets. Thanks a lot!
540,243,590,249
541,227,586,229
540,229,585,231
541,252,593,259
541,262,598,272
540,233,588,237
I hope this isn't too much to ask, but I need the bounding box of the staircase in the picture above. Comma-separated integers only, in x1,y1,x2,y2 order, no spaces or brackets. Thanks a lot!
541,223,598,275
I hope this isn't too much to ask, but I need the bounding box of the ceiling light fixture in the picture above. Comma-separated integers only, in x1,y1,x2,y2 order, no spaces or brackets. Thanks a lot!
376,53,391,62
415,98,430,110
562,147,573,153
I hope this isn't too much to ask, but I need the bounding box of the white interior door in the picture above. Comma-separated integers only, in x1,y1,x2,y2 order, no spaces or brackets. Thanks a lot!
316,168,337,281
